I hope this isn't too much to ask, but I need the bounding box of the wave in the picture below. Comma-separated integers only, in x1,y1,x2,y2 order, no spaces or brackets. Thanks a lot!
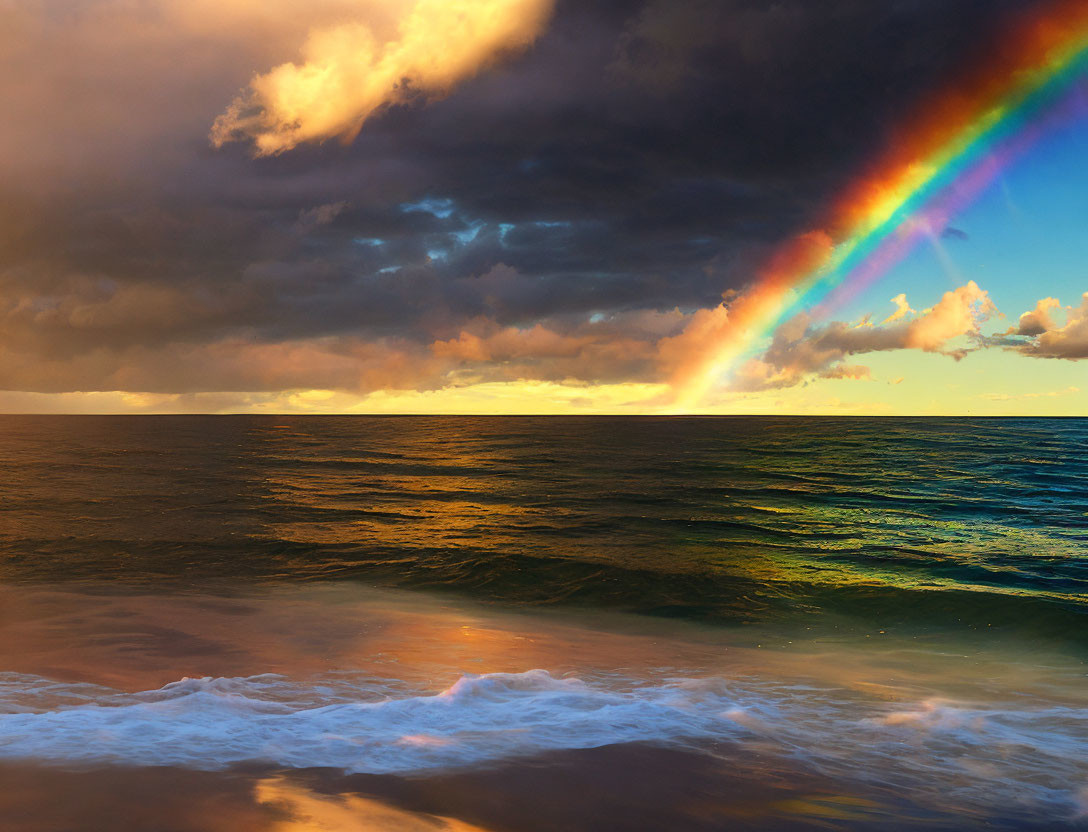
0,670,728,774
0,670,1085,820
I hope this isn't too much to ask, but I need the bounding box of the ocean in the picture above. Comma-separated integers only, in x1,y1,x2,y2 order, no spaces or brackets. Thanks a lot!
0,415,1085,830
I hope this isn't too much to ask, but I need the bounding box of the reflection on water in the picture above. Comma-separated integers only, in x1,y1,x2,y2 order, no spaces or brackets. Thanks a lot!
0,416,1085,641
0,756,907,832
254,778,489,832
0,582,1084,829
0,416,1085,829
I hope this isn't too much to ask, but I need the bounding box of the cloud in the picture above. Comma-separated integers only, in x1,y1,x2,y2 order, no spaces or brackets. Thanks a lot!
656,230,834,401
980,386,1080,402
905,280,996,352
431,318,658,383
0,303,674,396
1007,293,1088,359
0,0,1054,408
211,0,555,155
820,363,871,380
296,201,350,231
733,281,998,390
940,226,969,241
0,336,445,396
1012,296,1062,337
881,293,915,324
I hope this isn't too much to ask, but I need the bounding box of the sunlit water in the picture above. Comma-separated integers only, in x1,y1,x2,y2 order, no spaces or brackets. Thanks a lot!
0,416,1084,830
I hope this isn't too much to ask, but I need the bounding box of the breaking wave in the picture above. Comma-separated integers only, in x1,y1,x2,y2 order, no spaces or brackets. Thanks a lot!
0,669,1085,820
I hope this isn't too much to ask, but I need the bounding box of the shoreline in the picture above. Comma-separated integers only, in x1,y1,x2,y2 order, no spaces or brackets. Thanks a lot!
0,744,1017,832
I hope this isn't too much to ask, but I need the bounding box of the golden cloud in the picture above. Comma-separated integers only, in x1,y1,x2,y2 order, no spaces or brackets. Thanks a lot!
212,0,555,155
731,281,998,391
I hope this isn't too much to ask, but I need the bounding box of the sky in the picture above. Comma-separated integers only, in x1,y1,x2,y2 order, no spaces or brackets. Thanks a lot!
0,0,1085,415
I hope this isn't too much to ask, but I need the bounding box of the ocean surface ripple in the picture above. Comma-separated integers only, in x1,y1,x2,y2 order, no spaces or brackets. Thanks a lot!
0,415,1085,644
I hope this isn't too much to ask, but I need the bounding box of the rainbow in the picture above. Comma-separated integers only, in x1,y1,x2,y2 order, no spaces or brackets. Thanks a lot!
674,0,1088,408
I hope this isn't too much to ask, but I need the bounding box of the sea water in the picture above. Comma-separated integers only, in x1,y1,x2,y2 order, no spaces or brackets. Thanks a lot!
0,416,1084,830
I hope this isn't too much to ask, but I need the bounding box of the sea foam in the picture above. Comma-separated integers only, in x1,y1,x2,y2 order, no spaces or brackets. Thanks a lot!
0,669,1084,820
0,670,731,774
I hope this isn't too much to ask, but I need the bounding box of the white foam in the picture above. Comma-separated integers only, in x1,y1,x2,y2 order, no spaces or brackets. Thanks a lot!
0,670,733,774
0,669,1084,819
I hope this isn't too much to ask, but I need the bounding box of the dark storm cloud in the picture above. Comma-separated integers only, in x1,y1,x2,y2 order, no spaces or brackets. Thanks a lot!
0,0,1048,393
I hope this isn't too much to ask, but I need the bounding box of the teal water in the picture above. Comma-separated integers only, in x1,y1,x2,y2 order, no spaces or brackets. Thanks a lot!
0,416,1084,643
0,416,1085,830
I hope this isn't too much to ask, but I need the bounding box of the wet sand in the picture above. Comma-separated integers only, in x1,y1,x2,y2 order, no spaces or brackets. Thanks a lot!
0,745,979,832
0,582,1085,830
